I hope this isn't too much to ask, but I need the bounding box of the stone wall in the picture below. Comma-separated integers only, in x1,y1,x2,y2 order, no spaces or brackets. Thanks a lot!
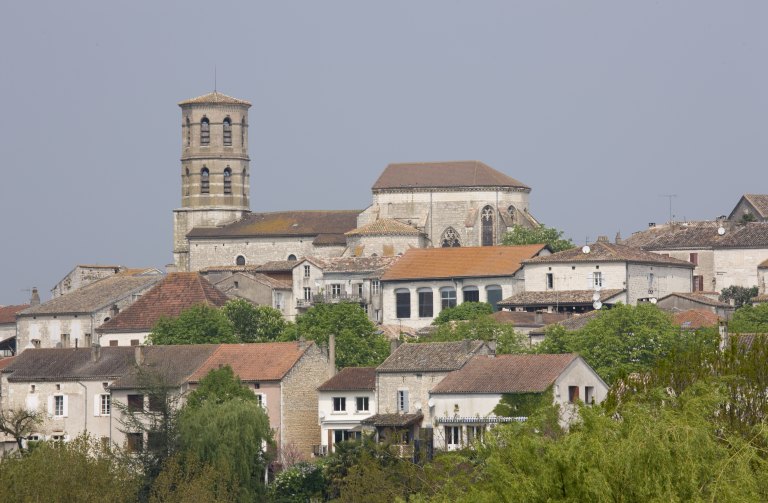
344,234,425,257
626,263,692,304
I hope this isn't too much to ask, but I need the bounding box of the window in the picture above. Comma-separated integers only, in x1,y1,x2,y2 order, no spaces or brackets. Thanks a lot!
418,289,433,318
568,386,579,403
303,287,312,301
441,227,461,247
236,255,246,266
185,117,191,146
255,393,265,408
546,273,554,290
397,390,409,413
689,253,698,265
507,205,516,216
333,397,346,412
130,339,140,346
441,288,457,309
241,168,247,196
223,167,232,194
486,286,502,312
371,280,380,294
467,425,484,444
584,386,595,405
61,333,70,348
593,271,603,288
446,426,461,447
100,394,110,416
148,394,164,412
109,340,118,347
200,167,210,194
304,265,311,278
333,430,360,444
127,394,144,413
648,273,655,293
200,117,210,145
481,205,494,246
185,168,190,196
84,333,91,347
126,432,143,452
241,117,246,147
462,287,479,303
223,117,232,146
357,283,364,298
356,396,369,412
287,254,297,261
693,275,704,292
50,434,66,442
395,289,411,318
331,284,342,298
53,395,64,417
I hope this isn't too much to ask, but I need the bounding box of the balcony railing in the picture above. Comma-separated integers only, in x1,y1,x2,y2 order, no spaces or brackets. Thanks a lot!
296,292,368,308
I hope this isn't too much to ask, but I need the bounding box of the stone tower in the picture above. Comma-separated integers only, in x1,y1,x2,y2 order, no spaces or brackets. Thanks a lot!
173,91,252,271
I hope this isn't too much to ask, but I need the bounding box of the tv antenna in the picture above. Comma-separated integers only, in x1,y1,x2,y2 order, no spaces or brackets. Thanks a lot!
660,194,677,223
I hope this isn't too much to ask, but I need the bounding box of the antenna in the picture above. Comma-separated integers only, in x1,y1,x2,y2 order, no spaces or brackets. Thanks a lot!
214,66,217,92
660,194,677,223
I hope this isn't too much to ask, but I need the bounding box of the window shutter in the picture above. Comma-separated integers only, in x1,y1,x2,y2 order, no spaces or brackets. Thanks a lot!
403,390,409,413
94,395,101,416
261,393,267,408
62,396,69,417
47,396,54,416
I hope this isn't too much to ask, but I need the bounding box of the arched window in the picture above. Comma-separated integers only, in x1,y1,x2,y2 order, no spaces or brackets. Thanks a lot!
200,167,210,194
223,167,232,194
241,168,247,197
462,286,479,303
236,255,246,266
223,117,232,146
185,117,191,147
185,168,190,196
441,227,461,247
241,117,246,147
200,117,210,145
287,254,297,261
481,205,494,246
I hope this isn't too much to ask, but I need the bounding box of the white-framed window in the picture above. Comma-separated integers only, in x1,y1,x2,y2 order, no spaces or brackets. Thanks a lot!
303,287,312,301
397,390,409,413
446,426,461,447
304,265,311,278
94,393,111,416
333,397,346,412
331,284,342,298
593,271,603,288
255,393,267,408
371,280,380,294
356,396,369,412
467,425,484,444
440,288,456,309
49,395,67,418
357,283,364,298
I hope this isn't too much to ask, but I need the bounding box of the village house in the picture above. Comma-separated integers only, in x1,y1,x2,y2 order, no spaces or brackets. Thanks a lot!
753,259,768,305
96,272,230,347
498,239,694,313
0,304,30,357
16,269,164,352
316,367,377,455
526,310,603,345
429,353,608,450
51,265,125,298
379,245,550,329
728,194,768,223
655,292,735,320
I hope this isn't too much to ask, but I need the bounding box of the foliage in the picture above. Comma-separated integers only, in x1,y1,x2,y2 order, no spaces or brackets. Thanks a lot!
741,212,757,224
0,434,140,503
222,299,288,342
501,224,575,252
269,461,326,503
177,399,273,501
185,365,257,411
281,302,390,368
720,285,759,309
729,302,768,333
424,314,530,354
433,302,493,324
493,388,553,418
150,453,237,503
0,407,43,451
149,304,237,345
535,324,570,354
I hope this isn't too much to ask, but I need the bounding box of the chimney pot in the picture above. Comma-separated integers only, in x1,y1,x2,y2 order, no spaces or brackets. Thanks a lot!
91,344,101,362
134,345,144,366
597,235,609,243
30,287,40,306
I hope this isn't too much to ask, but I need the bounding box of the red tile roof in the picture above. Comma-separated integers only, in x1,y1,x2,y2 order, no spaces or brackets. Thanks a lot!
381,245,546,281
673,309,721,329
188,342,313,382
97,273,229,333
0,356,17,371
0,305,29,324
372,161,530,191
317,367,376,391
431,354,581,394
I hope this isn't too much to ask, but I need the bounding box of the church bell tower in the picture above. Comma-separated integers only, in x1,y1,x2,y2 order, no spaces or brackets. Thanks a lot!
173,91,251,271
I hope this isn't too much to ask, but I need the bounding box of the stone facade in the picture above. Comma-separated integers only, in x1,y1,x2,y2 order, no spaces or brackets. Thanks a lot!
51,265,123,298
344,234,425,258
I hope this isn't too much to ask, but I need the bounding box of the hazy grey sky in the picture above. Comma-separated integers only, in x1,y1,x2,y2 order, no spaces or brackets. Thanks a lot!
1,1,766,305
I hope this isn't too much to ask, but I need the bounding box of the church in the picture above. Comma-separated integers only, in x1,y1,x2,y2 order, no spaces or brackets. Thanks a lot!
172,91,541,272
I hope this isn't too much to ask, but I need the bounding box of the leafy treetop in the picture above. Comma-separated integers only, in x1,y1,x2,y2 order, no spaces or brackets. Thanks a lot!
502,224,575,252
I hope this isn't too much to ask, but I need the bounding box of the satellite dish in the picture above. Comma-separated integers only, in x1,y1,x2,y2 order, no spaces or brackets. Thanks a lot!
717,227,726,236
582,245,591,254
650,297,657,304
427,399,435,408
592,292,601,302
593,300,602,310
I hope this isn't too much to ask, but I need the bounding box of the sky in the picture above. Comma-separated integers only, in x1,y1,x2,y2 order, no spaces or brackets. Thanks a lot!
1,1,766,305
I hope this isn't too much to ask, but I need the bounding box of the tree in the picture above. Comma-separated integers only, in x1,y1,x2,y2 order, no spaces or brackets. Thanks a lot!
502,224,575,252
730,303,768,333
282,302,390,368
424,314,530,354
222,299,288,342
720,285,759,308
185,365,258,411
148,304,237,345
150,453,238,503
0,407,43,451
432,302,493,324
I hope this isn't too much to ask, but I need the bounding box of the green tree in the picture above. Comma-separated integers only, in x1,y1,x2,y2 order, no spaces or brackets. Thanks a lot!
425,315,529,354
501,224,575,252
282,302,390,368
150,453,238,503
270,461,326,503
536,324,571,354
0,407,43,451
185,365,257,411
433,302,493,324
720,285,759,308
729,303,768,333
222,299,288,342
148,304,237,345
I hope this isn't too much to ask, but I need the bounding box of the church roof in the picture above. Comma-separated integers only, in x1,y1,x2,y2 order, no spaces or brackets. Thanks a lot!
345,219,422,237
178,91,251,106
186,210,361,239
371,161,530,191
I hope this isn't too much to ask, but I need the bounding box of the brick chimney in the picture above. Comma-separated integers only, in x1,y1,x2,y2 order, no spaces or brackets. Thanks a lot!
30,287,40,306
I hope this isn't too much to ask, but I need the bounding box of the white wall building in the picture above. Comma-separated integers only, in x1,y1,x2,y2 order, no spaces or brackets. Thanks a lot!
317,367,377,454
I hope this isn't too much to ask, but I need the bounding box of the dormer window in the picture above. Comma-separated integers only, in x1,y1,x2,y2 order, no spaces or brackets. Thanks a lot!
200,117,210,145
223,117,232,146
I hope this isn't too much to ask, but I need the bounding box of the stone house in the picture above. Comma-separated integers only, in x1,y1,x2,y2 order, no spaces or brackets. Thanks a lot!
96,272,230,347
16,269,164,352
655,292,735,320
343,218,428,258
728,194,768,223
754,259,768,304
429,353,608,450
499,240,694,312
317,367,377,455
363,340,490,455
51,265,125,299
379,245,550,329
0,304,29,356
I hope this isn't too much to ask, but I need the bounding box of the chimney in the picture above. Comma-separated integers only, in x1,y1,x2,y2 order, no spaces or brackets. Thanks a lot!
134,345,144,366
298,336,307,350
328,334,336,377
597,235,609,243
390,339,401,353
30,287,40,306
91,344,101,362
615,232,623,245
165,263,178,274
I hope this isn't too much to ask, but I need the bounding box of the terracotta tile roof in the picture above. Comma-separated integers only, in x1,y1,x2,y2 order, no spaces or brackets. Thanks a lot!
186,210,360,239
524,242,694,267
361,413,423,427
254,260,300,273
372,161,530,191
0,304,29,324
673,309,721,329
742,194,768,218
20,270,164,316
381,245,546,281
346,219,422,237
431,354,581,394
178,91,251,106
317,367,376,391
624,221,768,250
491,311,571,327
657,292,732,308
377,340,487,373
97,273,230,334
0,357,17,371
758,259,768,269
187,342,313,382
497,289,625,308
320,256,400,275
